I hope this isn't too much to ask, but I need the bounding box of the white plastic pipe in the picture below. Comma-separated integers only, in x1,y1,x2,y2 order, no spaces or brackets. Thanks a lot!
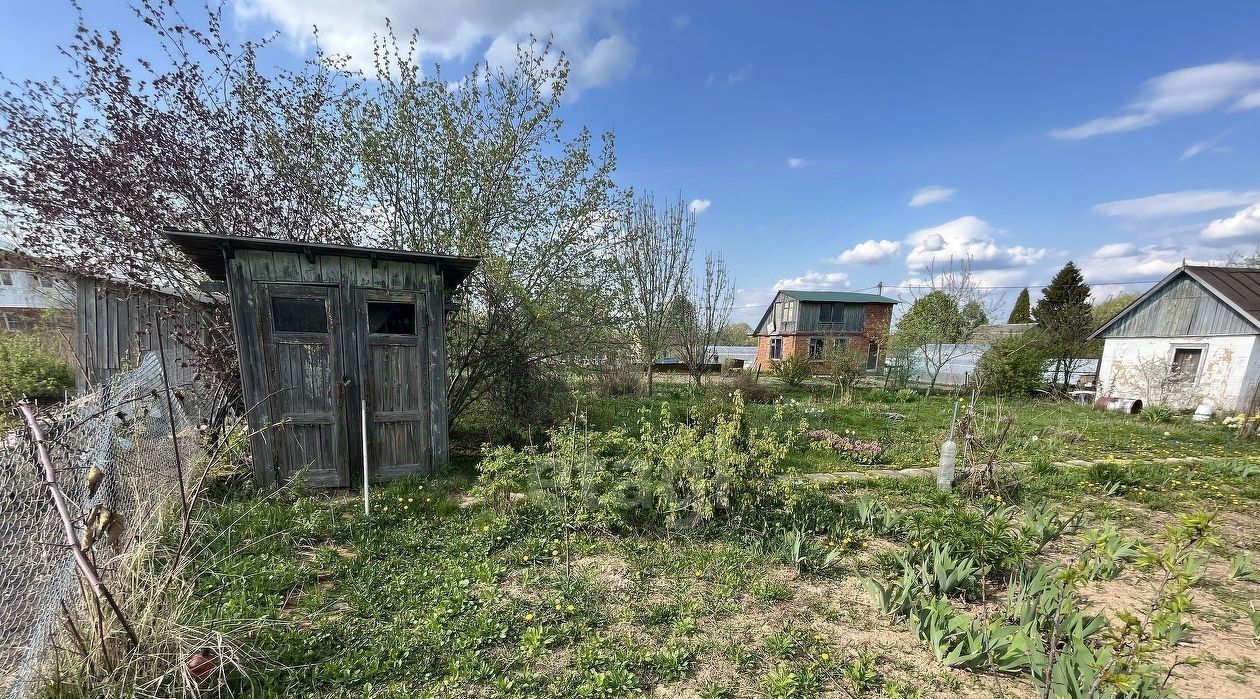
362,398,370,516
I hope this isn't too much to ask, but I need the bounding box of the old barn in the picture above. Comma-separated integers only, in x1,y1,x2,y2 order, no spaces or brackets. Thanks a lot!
165,231,478,488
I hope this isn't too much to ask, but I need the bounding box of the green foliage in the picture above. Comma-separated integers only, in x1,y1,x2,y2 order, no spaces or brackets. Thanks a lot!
1007,288,1032,324
1034,262,1093,386
977,335,1047,396
771,354,813,388
1017,503,1080,555
959,300,989,334
1228,553,1260,582
1142,405,1174,423
1079,524,1138,580
475,392,796,529
725,370,780,404
0,335,73,403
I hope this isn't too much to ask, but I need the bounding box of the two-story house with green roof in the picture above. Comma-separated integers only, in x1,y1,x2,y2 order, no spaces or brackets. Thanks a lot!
752,290,898,371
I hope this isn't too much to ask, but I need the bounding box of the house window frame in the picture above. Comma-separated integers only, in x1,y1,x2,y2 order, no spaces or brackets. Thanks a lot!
0,270,13,286
782,300,796,324
833,337,847,350
808,337,824,360
866,342,880,371
769,337,783,360
1167,343,1206,384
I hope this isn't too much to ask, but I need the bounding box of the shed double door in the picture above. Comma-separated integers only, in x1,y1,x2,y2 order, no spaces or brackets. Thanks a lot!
354,288,431,482
259,283,350,488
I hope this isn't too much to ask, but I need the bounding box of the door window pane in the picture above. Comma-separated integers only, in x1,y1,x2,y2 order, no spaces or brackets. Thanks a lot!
272,297,328,333
1170,348,1202,381
368,301,416,334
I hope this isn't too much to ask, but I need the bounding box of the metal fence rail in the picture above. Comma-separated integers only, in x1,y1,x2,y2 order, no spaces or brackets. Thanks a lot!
0,351,207,698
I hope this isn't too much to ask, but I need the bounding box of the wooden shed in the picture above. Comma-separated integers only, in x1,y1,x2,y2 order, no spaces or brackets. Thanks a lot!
165,231,479,488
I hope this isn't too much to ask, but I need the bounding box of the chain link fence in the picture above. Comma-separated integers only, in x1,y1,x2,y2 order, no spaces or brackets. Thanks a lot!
1,350,211,698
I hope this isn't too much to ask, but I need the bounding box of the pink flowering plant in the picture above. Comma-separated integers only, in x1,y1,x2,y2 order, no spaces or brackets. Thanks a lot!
807,429,885,464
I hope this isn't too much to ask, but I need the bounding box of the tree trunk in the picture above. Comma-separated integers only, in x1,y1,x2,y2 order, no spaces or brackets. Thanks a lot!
646,363,655,395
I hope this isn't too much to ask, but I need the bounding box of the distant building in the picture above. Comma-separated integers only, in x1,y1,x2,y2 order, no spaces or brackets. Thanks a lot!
751,290,898,371
1089,265,1260,411
0,249,72,331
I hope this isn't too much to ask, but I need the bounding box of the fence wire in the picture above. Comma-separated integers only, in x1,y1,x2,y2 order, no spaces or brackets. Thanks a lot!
0,350,209,698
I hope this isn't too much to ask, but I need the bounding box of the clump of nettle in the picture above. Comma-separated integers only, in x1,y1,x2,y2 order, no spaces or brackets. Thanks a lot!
863,506,1219,698
473,390,798,531
805,429,885,464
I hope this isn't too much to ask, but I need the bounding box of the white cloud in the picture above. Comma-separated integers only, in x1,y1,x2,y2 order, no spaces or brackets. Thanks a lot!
1079,246,1184,282
786,157,809,169
1202,202,1260,242
1092,242,1137,259
1180,129,1232,161
671,14,690,30
707,64,752,86
1052,61,1260,139
688,198,711,215
232,0,635,94
827,239,901,265
908,186,955,207
1092,190,1260,218
773,270,850,291
904,216,1048,273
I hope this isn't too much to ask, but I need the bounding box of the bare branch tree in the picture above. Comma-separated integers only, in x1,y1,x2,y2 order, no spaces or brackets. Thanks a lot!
674,253,735,386
612,193,694,394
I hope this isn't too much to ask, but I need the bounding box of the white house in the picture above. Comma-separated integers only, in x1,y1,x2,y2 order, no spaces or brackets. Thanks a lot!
1090,265,1260,412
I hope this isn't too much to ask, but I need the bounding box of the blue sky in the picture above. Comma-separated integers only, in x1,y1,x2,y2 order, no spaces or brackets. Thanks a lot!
4,2,1260,323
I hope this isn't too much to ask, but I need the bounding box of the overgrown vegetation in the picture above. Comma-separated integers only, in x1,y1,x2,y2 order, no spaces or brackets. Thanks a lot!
0,334,73,404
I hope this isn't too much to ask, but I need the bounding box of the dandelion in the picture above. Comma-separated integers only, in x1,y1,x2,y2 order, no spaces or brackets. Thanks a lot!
482,525,490,532
567,604,576,612
821,652,831,661
524,612,534,621
551,549,560,557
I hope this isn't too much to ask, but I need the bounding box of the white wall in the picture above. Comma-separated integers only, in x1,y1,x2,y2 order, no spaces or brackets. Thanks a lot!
1097,335,1259,411
0,268,71,311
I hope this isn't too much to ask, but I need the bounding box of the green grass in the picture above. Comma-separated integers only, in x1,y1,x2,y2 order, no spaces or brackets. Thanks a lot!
173,383,1260,698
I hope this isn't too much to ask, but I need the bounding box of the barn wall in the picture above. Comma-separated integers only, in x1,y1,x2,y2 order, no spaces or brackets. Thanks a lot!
74,278,202,391
1103,275,1255,337
1097,335,1259,411
227,249,448,487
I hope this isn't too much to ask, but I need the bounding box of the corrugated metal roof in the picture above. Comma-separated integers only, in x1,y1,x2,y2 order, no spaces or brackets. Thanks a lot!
1186,265,1260,322
778,290,899,304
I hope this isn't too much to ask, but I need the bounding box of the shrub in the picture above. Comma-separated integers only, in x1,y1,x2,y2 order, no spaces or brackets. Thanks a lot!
771,354,812,388
726,370,780,404
893,388,919,403
977,335,1046,396
864,388,896,403
0,335,74,403
594,364,643,397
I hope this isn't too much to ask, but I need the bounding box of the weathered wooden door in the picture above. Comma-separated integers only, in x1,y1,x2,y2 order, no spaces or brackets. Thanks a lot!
356,289,430,481
259,283,349,487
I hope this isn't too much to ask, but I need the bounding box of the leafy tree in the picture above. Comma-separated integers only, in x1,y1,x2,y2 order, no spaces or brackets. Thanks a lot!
1007,288,1032,323
1091,292,1139,329
612,193,694,394
356,33,623,429
977,334,1047,396
1034,262,1093,390
716,322,756,346
960,300,989,334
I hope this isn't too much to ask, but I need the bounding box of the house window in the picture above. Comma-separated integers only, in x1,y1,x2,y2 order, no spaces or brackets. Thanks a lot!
367,301,416,335
833,337,847,350
819,302,864,331
808,337,824,359
271,297,328,333
0,271,12,286
1170,347,1202,382
37,275,55,288
782,300,796,323
770,337,783,360
867,343,880,371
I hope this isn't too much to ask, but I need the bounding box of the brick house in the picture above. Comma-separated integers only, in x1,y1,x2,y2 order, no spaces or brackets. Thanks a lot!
752,290,897,371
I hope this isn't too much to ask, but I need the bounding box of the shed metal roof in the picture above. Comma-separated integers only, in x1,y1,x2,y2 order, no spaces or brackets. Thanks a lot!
778,290,899,304
163,229,480,289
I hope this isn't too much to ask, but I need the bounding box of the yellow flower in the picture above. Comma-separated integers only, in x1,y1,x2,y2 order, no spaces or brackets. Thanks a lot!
551,549,560,557
408,498,414,503
524,612,534,621
555,603,562,611
567,604,575,612
482,525,490,532
821,652,831,661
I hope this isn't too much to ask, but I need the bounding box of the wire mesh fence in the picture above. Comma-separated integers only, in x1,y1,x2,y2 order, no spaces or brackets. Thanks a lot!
0,350,211,698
